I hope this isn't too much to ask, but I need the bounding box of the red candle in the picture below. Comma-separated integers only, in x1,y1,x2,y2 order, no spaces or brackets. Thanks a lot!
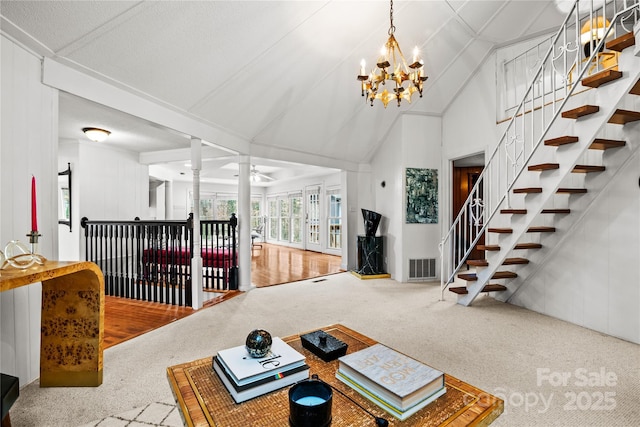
31,175,38,232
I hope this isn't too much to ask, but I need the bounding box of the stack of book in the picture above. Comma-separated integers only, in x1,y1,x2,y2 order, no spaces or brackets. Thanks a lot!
336,344,446,420
213,336,309,403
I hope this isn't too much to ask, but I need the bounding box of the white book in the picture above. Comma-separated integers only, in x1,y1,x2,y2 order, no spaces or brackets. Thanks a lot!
338,343,444,410
216,337,306,386
336,370,446,421
213,358,309,403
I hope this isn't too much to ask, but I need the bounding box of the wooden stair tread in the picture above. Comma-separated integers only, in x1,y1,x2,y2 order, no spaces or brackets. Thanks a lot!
513,187,542,193
589,138,625,150
515,243,542,249
504,257,529,265
501,209,527,214
489,226,556,233
493,271,518,279
631,79,640,96
562,105,599,119
476,243,543,250
457,271,517,281
541,208,571,214
557,188,587,194
488,228,512,234
528,226,556,233
572,165,605,173
529,163,559,171
609,109,640,125
606,32,635,52
582,69,623,88
449,284,507,295
465,258,529,267
544,136,578,146
477,245,499,251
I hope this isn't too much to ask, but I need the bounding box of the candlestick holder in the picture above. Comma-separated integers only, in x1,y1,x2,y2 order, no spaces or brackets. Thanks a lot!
0,233,46,270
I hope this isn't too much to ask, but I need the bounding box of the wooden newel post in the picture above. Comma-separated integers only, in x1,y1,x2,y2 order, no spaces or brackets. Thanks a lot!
229,213,239,290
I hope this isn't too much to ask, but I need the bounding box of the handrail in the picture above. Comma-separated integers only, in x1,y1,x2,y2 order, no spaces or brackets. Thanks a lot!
81,214,239,305
440,0,639,299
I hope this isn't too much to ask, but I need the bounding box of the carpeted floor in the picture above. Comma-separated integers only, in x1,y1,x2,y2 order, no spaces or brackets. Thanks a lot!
10,273,640,426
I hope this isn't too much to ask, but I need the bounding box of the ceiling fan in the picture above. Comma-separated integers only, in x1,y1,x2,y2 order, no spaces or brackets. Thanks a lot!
235,165,275,182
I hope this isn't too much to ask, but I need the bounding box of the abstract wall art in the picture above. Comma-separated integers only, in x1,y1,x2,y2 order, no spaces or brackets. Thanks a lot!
405,168,438,224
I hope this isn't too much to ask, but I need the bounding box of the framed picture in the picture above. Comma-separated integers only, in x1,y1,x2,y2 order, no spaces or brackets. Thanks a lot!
405,168,438,224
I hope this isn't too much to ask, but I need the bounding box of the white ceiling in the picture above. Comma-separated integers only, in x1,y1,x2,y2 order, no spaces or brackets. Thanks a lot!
1,1,565,184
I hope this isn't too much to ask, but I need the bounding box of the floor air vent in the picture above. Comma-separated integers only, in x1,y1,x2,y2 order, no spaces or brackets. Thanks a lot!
409,258,436,281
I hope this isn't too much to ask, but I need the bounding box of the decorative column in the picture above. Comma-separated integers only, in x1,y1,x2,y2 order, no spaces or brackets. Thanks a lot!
164,180,173,220
190,137,204,309
237,155,253,291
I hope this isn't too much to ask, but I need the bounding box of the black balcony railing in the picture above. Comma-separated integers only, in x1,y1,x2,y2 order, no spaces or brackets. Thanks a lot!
81,214,238,306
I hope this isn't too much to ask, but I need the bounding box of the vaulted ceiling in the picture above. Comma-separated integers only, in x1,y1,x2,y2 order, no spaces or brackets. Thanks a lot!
1,1,565,183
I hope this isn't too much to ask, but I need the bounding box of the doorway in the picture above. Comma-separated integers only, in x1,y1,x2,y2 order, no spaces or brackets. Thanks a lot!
452,154,485,261
305,185,322,252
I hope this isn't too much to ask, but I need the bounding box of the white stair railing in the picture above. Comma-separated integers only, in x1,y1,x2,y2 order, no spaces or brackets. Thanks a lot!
440,0,639,300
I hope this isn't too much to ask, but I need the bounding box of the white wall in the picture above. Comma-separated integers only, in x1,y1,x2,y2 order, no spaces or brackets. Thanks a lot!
77,143,148,222
368,113,442,282
1,36,58,387
58,140,80,260
509,150,640,343
400,115,442,282
370,118,402,277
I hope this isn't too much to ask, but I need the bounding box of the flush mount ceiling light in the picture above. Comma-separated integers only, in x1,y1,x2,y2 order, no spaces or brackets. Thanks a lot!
82,127,111,142
357,0,427,108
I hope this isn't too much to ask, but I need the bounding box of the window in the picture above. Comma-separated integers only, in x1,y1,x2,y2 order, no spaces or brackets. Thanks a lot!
251,197,262,230
327,190,341,250
189,192,236,220
279,198,290,241
215,197,237,220
199,198,215,220
307,191,320,245
189,193,215,219
290,195,302,243
268,197,278,240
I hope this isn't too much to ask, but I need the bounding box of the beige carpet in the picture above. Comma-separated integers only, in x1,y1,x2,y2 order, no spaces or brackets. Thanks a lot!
9,273,640,426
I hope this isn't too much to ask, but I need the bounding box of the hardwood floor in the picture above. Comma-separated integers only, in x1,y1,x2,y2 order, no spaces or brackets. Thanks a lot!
251,243,343,287
105,244,343,347
104,296,195,349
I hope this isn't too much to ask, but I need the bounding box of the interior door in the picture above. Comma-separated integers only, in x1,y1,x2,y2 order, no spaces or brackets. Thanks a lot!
452,166,485,261
305,186,322,252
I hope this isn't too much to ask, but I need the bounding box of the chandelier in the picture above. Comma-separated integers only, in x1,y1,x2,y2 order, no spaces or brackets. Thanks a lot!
357,0,427,108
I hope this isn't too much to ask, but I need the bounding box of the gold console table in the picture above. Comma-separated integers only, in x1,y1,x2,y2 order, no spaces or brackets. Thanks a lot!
0,261,104,387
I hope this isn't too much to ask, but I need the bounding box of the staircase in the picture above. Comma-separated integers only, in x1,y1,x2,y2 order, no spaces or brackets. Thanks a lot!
440,0,640,306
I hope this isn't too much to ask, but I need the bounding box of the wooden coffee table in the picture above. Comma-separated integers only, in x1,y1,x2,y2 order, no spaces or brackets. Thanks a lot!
167,324,503,426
